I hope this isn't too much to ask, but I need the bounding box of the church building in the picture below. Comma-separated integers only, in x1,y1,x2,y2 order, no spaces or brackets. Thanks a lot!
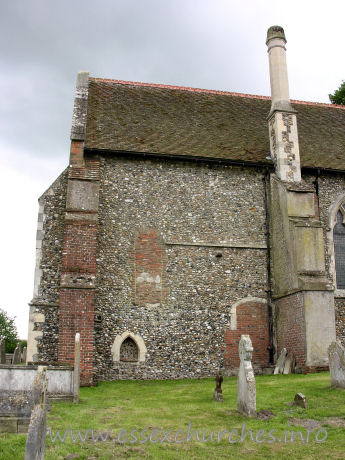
27,26,345,385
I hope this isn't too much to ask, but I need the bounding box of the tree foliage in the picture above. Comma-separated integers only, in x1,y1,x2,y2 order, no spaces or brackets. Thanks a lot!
329,81,345,105
0,308,19,353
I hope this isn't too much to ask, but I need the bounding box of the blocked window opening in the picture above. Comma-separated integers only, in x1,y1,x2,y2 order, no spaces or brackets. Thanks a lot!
120,337,139,362
225,297,269,369
334,209,345,289
132,230,167,306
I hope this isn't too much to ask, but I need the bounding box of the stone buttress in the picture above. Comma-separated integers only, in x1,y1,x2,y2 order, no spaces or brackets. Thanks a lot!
266,26,336,370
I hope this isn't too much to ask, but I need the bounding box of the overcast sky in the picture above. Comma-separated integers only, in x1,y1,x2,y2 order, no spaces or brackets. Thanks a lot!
1,0,344,339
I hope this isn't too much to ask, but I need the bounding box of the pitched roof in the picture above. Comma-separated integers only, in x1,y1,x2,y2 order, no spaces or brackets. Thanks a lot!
85,78,345,171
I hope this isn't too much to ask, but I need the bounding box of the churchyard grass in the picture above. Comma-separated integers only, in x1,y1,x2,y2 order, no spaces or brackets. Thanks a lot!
1,372,345,459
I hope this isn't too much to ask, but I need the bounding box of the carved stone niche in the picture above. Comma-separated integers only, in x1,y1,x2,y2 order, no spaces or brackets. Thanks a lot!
111,331,147,363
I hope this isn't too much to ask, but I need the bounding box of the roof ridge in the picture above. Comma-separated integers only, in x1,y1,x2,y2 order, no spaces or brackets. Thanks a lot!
291,98,345,109
88,77,271,101
88,77,345,109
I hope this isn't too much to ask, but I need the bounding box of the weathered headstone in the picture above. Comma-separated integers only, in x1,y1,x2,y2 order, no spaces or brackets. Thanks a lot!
283,351,296,374
328,341,345,389
0,338,5,364
274,347,287,374
294,392,308,409
237,335,256,417
12,343,21,364
73,333,81,404
213,370,224,402
25,366,48,460
22,347,27,364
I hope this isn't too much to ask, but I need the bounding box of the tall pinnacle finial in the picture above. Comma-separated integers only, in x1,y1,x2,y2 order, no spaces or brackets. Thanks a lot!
266,25,286,44
266,26,301,182
266,26,293,115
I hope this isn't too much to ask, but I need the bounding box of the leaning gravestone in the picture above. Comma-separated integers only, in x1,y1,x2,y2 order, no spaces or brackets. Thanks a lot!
328,341,345,389
237,335,256,417
213,370,224,402
283,351,296,374
25,366,48,460
0,338,5,364
274,347,287,374
12,343,21,364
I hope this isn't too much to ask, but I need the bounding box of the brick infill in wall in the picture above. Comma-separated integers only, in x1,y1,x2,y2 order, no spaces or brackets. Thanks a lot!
275,291,306,369
69,145,100,180
62,223,98,273
58,151,100,386
131,230,168,306
58,288,94,385
224,300,269,370
70,140,84,167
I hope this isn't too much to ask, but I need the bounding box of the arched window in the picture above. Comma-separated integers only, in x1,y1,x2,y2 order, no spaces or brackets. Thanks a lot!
120,337,139,362
334,206,345,289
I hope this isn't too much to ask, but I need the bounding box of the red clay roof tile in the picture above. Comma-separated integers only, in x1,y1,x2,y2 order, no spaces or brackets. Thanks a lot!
85,78,345,170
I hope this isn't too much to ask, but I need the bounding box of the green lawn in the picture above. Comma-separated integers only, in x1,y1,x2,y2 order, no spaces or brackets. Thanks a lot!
1,372,345,459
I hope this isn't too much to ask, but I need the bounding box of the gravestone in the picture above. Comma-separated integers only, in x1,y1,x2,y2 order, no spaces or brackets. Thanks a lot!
328,341,345,389
274,347,287,374
22,347,27,364
213,370,224,402
294,392,308,409
25,366,48,460
73,333,80,404
12,343,21,364
0,339,5,364
237,335,256,417
283,351,296,374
